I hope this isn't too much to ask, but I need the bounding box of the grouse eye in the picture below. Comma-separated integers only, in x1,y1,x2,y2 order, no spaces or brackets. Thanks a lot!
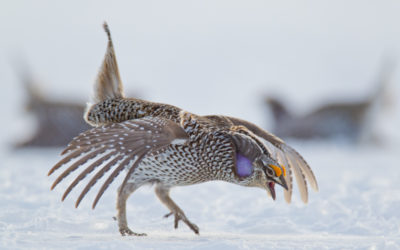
266,168,274,176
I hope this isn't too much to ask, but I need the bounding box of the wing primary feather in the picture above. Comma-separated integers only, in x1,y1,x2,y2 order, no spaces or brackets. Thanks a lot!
51,147,107,190
284,145,319,192
285,154,308,203
49,147,93,176
276,150,293,203
283,166,293,203
92,153,145,209
61,150,115,201
117,154,147,197
89,145,154,209
75,154,123,208
48,116,190,208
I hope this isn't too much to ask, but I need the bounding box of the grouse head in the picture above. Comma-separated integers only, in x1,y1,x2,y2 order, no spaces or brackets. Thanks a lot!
231,131,288,200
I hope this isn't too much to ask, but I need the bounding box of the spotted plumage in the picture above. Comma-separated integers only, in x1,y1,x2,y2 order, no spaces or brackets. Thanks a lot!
48,23,318,236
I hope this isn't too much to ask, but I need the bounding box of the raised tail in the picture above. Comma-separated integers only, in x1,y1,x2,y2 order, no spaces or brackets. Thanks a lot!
84,23,182,127
85,22,125,126
93,22,124,102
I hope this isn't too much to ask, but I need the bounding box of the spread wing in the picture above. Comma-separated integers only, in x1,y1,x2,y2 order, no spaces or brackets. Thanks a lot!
48,116,188,209
226,116,319,204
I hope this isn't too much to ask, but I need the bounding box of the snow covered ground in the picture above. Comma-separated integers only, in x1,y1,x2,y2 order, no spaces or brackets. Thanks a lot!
1,143,400,249
1,1,400,249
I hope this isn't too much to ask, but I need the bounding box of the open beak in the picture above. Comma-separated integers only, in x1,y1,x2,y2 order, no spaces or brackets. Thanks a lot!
268,182,276,200
265,163,289,200
267,175,288,201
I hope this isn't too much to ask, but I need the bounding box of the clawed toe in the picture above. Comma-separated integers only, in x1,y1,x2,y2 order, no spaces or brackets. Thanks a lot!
186,222,199,235
164,212,173,218
164,211,200,235
119,227,147,236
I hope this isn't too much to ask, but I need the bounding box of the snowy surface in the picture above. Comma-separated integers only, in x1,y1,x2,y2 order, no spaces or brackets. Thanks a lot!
1,1,400,249
1,142,400,249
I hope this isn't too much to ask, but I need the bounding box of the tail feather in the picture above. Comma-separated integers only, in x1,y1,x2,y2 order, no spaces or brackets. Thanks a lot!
85,22,125,126
92,22,124,104
370,57,396,106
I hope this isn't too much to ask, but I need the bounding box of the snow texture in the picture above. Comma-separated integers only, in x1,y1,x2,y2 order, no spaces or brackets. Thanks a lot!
1,144,400,249
1,1,400,249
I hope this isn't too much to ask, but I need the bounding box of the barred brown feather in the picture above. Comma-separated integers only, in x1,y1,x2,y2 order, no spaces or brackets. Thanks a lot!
49,117,188,207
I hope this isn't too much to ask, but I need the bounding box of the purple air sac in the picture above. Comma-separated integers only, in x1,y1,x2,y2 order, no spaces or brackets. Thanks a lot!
235,153,253,177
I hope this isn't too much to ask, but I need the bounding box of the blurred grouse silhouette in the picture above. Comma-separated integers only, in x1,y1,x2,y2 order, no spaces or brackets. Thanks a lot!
265,63,394,143
15,69,90,148
48,23,318,236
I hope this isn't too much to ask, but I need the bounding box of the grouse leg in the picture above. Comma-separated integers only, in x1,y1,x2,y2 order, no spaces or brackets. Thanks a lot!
155,184,199,234
116,182,147,236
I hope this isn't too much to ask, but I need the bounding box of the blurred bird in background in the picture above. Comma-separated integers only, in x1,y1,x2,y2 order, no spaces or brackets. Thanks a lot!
265,60,396,144
13,68,91,148
12,64,142,149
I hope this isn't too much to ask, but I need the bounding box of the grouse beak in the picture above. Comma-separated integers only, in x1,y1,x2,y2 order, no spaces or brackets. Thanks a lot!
266,176,288,201
276,175,288,191
265,164,288,200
